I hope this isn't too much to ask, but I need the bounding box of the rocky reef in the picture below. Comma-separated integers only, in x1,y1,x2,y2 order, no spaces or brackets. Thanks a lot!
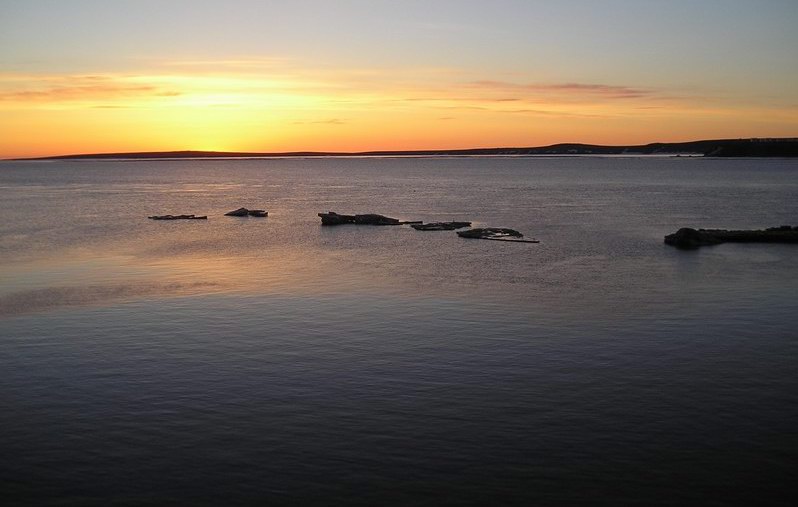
457,228,538,243
318,212,421,226
664,226,798,249
225,208,268,217
411,222,472,231
148,214,207,220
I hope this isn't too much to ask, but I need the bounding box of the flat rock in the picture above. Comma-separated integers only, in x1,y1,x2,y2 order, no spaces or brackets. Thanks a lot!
318,211,420,226
354,214,401,225
664,227,798,249
457,227,523,239
411,221,472,231
457,227,538,243
225,207,250,216
318,211,356,225
148,214,207,220
225,207,268,217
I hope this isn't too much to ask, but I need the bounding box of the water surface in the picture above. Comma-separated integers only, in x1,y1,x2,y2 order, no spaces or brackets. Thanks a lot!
1,157,796,506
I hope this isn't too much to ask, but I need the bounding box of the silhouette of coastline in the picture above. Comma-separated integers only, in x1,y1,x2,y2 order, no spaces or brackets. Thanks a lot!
12,138,798,161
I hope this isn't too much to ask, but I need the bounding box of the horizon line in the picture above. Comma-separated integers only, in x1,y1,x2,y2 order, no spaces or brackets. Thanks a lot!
7,137,798,161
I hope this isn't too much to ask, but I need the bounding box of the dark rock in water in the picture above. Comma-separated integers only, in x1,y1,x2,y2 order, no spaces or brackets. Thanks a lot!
411,221,472,231
225,207,250,217
318,212,356,225
457,227,539,243
148,214,208,220
664,228,724,248
224,207,268,217
353,214,400,225
318,211,420,226
458,227,523,239
664,226,798,249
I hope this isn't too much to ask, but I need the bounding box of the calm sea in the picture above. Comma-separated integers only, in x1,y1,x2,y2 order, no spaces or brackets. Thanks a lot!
1,156,796,506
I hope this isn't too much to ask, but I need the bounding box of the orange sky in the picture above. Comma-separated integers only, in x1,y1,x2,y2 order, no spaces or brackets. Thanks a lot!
2,1,797,158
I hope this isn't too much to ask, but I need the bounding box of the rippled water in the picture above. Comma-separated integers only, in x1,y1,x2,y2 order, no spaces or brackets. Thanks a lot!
1,157,796,506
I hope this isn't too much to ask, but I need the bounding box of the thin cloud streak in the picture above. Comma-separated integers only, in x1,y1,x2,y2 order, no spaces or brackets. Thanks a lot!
0,84,171,101
427,104,609,119
468,80,655,100
0,74,182,103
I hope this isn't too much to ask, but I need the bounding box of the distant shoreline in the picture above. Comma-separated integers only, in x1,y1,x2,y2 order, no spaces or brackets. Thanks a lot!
8,138,798,161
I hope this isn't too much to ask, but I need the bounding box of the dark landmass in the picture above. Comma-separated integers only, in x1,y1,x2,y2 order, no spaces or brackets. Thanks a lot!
664,226,798,249
12,138,798,161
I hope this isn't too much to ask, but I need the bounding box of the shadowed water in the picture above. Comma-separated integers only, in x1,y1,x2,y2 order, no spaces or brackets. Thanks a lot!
1,157,797,506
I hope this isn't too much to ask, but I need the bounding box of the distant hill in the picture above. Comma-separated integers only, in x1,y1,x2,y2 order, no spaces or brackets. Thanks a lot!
12,138,798,160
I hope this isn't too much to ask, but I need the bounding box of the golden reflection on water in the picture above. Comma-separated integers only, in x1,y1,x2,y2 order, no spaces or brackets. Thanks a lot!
0,233,404,318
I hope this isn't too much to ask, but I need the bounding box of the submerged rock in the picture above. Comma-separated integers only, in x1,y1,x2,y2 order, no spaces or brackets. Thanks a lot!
148,214,207,220
457,227,538,243
664,226,798,249
411,221,472,231
318,211,421,226
225,207,268,217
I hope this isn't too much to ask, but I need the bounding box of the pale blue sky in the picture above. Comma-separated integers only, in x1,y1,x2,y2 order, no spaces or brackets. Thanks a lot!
2,0,797,97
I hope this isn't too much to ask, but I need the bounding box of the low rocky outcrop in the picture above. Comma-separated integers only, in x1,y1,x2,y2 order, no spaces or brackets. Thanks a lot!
148,214,207,220
318,212,421,226
225,208,268,217
411,221,472,231
664,226,798,249
353,213,401,225
318,212,355,225
457,227,539,243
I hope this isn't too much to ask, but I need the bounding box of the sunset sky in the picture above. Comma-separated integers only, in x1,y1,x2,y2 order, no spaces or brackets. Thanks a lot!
1,0,797,158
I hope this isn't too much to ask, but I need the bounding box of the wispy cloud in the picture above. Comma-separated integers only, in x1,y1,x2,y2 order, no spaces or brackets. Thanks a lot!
467,80,656,100
0,84,173,101
0,65,737,125
0,74,181,103
425,103,609,119
392,96,522,103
